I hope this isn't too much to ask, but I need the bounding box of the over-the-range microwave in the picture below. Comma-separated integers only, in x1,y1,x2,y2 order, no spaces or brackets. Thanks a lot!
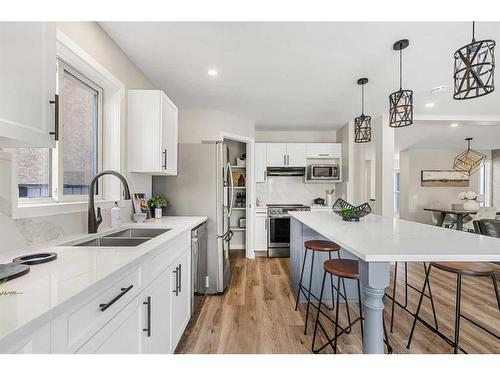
306,163,340,182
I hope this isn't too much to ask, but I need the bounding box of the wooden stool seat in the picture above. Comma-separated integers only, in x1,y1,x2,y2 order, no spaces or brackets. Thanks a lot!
323,259,359,279
431,262,500,277
305,240,341,252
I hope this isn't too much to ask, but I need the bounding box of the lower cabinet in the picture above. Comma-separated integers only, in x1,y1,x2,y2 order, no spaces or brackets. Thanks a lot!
170,251,190,351
255,213,267,251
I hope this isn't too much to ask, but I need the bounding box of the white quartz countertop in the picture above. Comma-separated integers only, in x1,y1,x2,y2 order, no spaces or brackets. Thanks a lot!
0,216,206,345
290,211,500,262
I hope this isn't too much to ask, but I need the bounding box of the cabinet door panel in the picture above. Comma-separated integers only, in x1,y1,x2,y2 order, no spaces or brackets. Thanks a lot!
255,143,267,183
161,92,178,175
0,22,56,148
286,143,306,167
255,215,267,251
170,251,191,352
266,143,286,167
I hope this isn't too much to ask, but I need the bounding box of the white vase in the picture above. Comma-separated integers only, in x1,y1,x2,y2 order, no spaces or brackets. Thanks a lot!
463,200,480,211
155,207,163,219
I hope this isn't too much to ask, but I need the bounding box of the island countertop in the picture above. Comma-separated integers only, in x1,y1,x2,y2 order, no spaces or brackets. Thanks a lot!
289,211,500,262
0,216,206,347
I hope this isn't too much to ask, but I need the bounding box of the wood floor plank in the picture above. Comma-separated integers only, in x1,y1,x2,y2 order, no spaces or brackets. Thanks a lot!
177,252,499,354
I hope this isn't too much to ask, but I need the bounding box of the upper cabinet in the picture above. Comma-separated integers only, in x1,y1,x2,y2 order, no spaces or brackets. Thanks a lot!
0,22,57,148
306,143,341,159
266,143,306,167
255,143,267,183
128,90,178,175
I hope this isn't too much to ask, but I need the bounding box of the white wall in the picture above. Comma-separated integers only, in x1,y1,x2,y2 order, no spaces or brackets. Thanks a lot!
256,176,337,206
0,22,155,253
179,110,255,143
255,130,336,143
399,148,488,224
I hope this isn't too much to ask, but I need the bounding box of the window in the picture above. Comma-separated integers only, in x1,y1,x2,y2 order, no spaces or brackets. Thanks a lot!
17,59,102,203
479,161,491,207
394,169,400,216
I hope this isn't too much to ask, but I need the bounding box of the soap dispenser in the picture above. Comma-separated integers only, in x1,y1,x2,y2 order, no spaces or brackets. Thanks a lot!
110,202,121,228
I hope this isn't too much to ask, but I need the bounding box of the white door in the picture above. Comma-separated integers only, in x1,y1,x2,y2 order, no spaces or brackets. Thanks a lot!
255,214,267,251
286,143,306,167
161,91,178,175
306,143,340,159
266,143,287,167
143,269,172,354
255,143,267,183
170,251,191,352
77,295,145,354
0,22,56,148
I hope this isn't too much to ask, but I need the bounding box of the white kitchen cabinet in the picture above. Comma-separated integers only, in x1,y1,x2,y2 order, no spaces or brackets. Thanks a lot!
170,250,191,352
255,212,267,251
255,143,268,183
77,293,145,354
266,143,287,167
128,90,178,175
286,143,306,167
143,269,172,354
266,143,306,167
306,143,341,159
0,22,56,148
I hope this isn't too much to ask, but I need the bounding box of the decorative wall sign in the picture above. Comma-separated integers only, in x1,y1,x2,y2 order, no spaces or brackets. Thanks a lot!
420,170,469,187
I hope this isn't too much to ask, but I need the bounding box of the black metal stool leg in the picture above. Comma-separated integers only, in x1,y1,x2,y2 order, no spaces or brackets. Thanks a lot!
312,271,327,352
337,252,352,333
304,250,315,335
424,262,439,330
329,252,335,310
390,262,398,333
453,274,462,354
407,264,432,349
492,275,500,312
357,279,364,340
295,247,309,311
333,276,341,354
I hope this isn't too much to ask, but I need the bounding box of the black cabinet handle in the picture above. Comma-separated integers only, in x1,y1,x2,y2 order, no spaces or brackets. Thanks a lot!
99,284,133,312
173,267,179,296
143,296,151,337
178,264,182,293
49,94,59,141
162,149,167,169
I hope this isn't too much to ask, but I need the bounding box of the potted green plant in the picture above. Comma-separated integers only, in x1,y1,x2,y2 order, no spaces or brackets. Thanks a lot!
148,196,167,219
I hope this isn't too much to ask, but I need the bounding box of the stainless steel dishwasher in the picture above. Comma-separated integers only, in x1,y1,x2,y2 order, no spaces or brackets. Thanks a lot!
191,221,208,313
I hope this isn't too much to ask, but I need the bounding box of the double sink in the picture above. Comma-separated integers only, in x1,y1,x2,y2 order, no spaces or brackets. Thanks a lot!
73,228,171,247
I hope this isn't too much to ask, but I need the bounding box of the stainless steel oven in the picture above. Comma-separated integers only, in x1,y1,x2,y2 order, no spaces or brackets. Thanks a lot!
306,164,340,182
267,204,310,258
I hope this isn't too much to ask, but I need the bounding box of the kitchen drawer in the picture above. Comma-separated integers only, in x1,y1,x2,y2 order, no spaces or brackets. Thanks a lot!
53,266,143,353
146,231,190,283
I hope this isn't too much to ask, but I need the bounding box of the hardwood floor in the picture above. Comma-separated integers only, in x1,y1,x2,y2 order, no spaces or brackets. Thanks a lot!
176,251,500,354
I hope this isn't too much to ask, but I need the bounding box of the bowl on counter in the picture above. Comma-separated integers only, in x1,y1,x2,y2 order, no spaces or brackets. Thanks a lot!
133,213,147,223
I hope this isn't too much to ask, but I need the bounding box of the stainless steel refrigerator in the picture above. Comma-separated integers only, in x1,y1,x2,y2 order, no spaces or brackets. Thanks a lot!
152,141,234,294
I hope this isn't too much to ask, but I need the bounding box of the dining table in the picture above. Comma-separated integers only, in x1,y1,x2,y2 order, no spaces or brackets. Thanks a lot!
423,207,500,231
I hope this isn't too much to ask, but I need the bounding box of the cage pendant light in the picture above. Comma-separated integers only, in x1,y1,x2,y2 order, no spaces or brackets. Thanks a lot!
354,78,371,143
453,22,495,100
453,137,486,176
389,39,413,128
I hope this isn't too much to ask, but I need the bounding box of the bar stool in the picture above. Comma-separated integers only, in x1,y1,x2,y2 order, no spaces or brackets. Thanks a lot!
312,259,392,354
407,262,500,354
295,240,351,335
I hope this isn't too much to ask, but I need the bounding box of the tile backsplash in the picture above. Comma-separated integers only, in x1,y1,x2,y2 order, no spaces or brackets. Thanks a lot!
256,176,336,206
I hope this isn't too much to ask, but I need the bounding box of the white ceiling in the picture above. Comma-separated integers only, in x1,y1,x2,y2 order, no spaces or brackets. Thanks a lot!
100,22,500,130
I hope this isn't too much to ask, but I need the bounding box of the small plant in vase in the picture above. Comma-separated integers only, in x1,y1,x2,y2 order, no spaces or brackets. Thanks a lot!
148,196,168,219
458,191,480,211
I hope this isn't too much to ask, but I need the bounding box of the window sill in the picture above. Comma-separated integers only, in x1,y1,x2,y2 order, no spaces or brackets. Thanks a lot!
13,199,124,219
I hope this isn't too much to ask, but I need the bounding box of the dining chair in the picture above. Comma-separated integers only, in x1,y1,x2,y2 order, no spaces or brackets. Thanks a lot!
431,211,456,229
464,207,498,232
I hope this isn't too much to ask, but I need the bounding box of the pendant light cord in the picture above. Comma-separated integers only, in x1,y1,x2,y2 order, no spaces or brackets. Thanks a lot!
472,21,476,43
361,83,365,115
399,46,403,90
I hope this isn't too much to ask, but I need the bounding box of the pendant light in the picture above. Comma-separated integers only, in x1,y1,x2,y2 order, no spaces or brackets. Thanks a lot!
453,22,495,100
453,137,486,176
389,39,413,128
354,78,371,143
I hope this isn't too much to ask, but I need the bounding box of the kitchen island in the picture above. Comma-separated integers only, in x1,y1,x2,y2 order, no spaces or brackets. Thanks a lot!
289,210,500,354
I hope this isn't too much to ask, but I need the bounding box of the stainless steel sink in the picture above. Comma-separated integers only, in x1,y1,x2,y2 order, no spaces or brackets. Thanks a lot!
74,237,150,247
104,228,170,238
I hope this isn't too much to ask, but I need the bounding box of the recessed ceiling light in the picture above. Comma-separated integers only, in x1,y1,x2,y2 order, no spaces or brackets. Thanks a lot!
207,69,218,77
425,102,435,108
450,123,459,127
431,86,448,95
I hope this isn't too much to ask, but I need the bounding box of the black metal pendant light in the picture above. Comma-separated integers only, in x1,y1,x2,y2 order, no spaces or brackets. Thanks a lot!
354,78,371,143
454,22,495,100
389,39,413,128
453,137,486,176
